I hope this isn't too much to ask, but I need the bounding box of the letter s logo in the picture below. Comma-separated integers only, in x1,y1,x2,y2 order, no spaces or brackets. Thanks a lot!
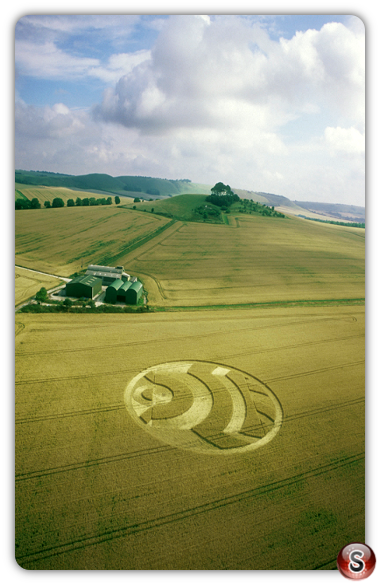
349,550,365,573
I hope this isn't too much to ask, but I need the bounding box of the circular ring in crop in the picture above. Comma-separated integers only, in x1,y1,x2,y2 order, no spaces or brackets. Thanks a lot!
124,361,283,455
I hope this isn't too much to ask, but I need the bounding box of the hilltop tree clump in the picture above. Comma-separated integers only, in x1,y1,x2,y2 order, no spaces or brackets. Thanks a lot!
206,182,239,209
210,182,234,197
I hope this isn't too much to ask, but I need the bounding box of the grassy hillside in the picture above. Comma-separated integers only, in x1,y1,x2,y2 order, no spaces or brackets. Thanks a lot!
125,193,285,224
124,194,224,223
15,170,210,199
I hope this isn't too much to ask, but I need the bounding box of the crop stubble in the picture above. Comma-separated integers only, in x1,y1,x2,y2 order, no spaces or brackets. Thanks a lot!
15,305,364,569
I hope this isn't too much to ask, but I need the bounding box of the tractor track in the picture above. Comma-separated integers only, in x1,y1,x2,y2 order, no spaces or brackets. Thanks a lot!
16,451,364,567
16,396,364,481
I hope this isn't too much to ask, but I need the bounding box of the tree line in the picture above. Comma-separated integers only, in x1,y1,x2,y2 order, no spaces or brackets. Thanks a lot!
16,195,121,210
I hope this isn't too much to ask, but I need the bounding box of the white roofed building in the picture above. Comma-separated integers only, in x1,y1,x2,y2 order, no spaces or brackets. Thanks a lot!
86,264,130,284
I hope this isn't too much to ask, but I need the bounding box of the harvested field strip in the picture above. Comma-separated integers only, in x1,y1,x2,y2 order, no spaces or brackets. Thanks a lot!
17,451,364,567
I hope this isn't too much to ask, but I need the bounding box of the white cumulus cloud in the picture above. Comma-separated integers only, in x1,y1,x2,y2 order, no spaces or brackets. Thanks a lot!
324,126,365,155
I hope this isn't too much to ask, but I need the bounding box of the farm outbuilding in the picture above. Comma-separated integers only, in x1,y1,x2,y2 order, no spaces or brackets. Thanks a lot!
105,279,142,305
117,281,133,301
107,281,133,303
105,279,124,303
86,264,130,285
66,275,102,299
125,281,143,305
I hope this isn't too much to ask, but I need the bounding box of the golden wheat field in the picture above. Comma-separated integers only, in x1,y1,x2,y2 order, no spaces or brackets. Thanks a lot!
15,183,130,205
15,304,364,570
124,214,365,306
15,206,365,305
15,267,63,306
15,206,172,276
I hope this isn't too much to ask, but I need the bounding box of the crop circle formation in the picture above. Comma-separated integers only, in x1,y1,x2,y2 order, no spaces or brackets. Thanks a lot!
124,361,283,454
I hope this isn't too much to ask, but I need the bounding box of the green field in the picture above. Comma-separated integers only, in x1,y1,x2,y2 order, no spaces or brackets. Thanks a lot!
125,193,215,222
15,188,365,570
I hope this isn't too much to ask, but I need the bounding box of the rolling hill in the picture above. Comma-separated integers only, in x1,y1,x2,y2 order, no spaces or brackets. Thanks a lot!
15,170,210,199
15,169,365,223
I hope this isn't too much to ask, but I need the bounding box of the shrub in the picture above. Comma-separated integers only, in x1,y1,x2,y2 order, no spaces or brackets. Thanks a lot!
35,287,48,302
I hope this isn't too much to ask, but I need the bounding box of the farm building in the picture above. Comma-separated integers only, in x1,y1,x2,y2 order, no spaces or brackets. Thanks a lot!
86,264,130,285
125,281,143,305
106,280,134,303
105,279,142,305
66,275,102,299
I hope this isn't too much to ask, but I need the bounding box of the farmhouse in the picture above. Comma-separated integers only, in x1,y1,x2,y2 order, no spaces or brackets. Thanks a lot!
86,264,130,285
66,275,102,299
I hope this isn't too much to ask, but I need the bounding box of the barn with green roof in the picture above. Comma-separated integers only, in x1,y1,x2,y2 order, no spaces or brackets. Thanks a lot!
105,279,124,303
66,275,102,299
105,279,143,305
125,281,143,305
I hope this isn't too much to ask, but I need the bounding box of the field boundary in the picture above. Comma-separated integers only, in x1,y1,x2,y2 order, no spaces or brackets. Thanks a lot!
99,218,177,266
151,298,365,312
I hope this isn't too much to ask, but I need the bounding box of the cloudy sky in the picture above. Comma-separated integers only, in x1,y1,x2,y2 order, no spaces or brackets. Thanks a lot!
15,14,365,205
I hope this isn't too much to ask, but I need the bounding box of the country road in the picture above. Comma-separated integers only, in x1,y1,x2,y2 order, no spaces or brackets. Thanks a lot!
15,265,72,282
15,266,71,312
